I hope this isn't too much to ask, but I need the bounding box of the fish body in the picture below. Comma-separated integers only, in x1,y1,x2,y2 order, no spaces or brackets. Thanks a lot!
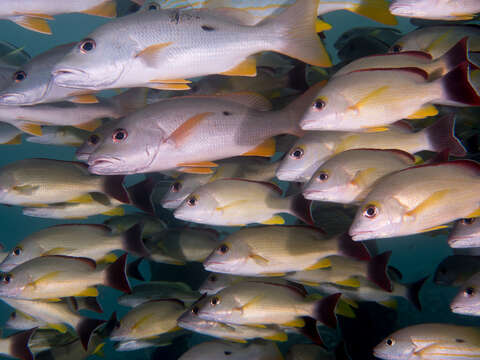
390,0,480,21
52,0,330,91
303,149,416,204
110,299,185,341
198,273,291,295
0,330,34,360
349,161,480,241
103,213,166,237
26,126,89,147
448,217,480,248
173,178,312,226
118,281,199,307
178,340,284,360
451,272,480,316
434,255,480,286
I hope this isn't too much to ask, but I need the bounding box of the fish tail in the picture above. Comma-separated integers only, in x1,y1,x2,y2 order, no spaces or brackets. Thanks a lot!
126,257,145,281
260,0,331,67
113,88,149,115
126,178,155,214
405,276,428,311
424,113,466,156
122,223,150,257
439,62,480,106
287,193,313,225
438,37,472,75
337,233,371,261
367,251,392,292
286,63,309,93
350,0,397,25
311,293,341,329
76,317,105,351
102,175,130,204
298,317,326,349
75,296,104,314
103,253,132,294
8,328,35,360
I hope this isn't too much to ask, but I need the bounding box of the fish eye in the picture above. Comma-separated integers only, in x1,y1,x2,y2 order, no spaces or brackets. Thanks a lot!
112,129,128,143
313,98,326,110
209,274,217,282
289,147,304,160
191,306,199,315
87,134,100,145
391,44,402,53
386,338,395,346
11,312,16,319
439,267,447,275
187,196,197,207
1,273,12,284
171,182,181,193
224,351,232,356
13,70,26,82
210,296,220,306
465,287,475,296
462,218,475,225
147,2,159,10
216,244,229,255
12,247,21,256
79,39,96,54
316,172,328,182
363,204,378,219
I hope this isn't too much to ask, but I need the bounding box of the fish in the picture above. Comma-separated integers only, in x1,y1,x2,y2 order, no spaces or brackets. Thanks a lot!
196,280,341,331
117,281,199,307
1,297,104,350
0,122,22,145
285,252,393,292
450,272,480,316
0,254,131,300
390,25,480,58
276,114,466,182
334,27,403,51
302,149,417,204
103,213,167,238
349,160,480,241
0,223,147,271
373,323,480,360
26,126,90,147
0,158,129,206
299,63,480,132
33,332,105,360
434,255,480,286
0,88,147,136
178,339,284,360
390,0,480,21
0,43,99,106
75,118,116,161
0,329,35,360
198,273,292,295
448,217,480,248
6,309,46,330
173,178,312,226
203,227,371,276
113,331,188,351
110,299,185,341
178,307,288,343
145,227,220,265
83,92,303,175
52,0,330,91
0,0,116,34
27,329,78,354
160,157,279,209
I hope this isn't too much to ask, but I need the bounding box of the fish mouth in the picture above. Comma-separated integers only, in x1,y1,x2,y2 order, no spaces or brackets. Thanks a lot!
88,156,123,174
299,120,319,130
75,151,91,161
52,68,92,88
0,93,25,105
349,229,375,241
276,170,309,182
448,236,476,248
302,190,324,200
203,260,224,271
160,198,184,209
450,305,476,315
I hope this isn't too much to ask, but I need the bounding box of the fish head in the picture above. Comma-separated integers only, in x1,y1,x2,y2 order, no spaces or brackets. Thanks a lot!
76,120,112,161
173,189,219,224
52,28,134,89
448,218,480,248
450,276,480,316
196,292,239,323
373,335,416,360
276,137,331,182
349,197,404,241
87,119,163,175
0,242,40,272
160,174,208,210
0,269,25,298
0,66,49,105
198,273,235,295
203,240,249,274
0,168,18,203
299,91,350,131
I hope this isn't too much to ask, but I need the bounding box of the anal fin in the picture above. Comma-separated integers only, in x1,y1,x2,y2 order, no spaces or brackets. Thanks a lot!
242,138,276,157
220,57,257,77
11,16,52,35
406,104,438,119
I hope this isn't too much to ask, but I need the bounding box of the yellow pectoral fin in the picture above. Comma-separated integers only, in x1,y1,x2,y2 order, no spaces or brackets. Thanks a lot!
335,277,361,288
19,123,42,136
249,253,270,266
12,16,52,35
215,199,249,212
349,86,390,113
304,258,331,270
67,194,94,204
132,314,152,330
406,104,438,119
263,332,288,342
261,215,285,225
70,94,99,104
101,207,125,216
98,253,118,264
238,295,264,313
166,112,214,147
74,287,99,297
341,297,359,309
281,318,305,328
136,42,173,67
315,19,332,33
47,323,68,333
405,189,451,218
350,168,377,187
4,134,22,145
178,167,215,174
28,271,61,289
220,57,257,77
335,300,356,319
242,138,276,158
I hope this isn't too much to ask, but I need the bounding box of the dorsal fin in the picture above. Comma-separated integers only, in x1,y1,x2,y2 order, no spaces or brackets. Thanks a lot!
42,255,97,269
221,178,282,195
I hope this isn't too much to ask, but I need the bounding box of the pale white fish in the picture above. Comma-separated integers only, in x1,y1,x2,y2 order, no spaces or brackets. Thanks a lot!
390,0,480,21
75,118,117,161
450,272,480,316
349,160,480,241
6,309,46,330
0,0,116,35
276,114,465,182
0,122,22,145
198,273,291,295
448,217,480,248
390,25,480,59
52,0,330,91
178,340,284,360
26,126,89,147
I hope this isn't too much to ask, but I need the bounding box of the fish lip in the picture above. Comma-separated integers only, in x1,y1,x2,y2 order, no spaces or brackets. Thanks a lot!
52,67,90,88
448,236,476,248
349,229,374,241
0,93,25,105
160,199,183,209
75,152,91,161
88,156,125,174
275,171,309,182
299,120,319,130
302,190,323,200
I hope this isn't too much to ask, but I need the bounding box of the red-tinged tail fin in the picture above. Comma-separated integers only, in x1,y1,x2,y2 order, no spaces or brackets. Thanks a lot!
337,233,371,261
299,317,326,349
439,37,471,75
311,293,341,329
122,224,149,257
367,251,392,292
76,317,105,351
288,193,314,225
439,62,480,106
126,257,145,282
127,178,155,214
104,253,131,294
424,113,466,156
406,276,428,311
102,175,129,204
104,312,119,336
9,329,35,360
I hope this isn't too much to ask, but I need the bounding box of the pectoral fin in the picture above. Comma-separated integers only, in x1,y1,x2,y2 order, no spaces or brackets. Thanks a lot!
261,215,285,225
74,287,99,297
406,104,438,119
281,318,305,328
132,314,151,330
19,123,42,136
237,295,263,313
249,253,269,266
335,277,361,288
405,189,451,218
304,258,331,270
167,112,214,147
241,138,276,157
27,271,60,289
350,168,376,187
47,323,68,333
74,119,102,132
12,16,52,35
136,42,173,67
42,247,69,256
70,94,99,104
348,86,389,113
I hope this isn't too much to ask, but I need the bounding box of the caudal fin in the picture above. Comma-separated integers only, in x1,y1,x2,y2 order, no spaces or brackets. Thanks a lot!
102,175,130,204
299,317,326,349
260,0,331,67
288,193,314,225
351,0,398,25
127,178,155,214
127,257,145,281
405,276,428,311
122,223,150,257
113,88,148,115
76,317,105,351
311,293,341,329
337,233,371,261
8,329,35,360
424,113,466,156
440,62,480,106
438,38,471,76
75,296,104,314
103,253,132,294
367,251,392,292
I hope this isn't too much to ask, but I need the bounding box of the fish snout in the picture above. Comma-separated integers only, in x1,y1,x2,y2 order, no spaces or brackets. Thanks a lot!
52,67,88,87
0,93,25,105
